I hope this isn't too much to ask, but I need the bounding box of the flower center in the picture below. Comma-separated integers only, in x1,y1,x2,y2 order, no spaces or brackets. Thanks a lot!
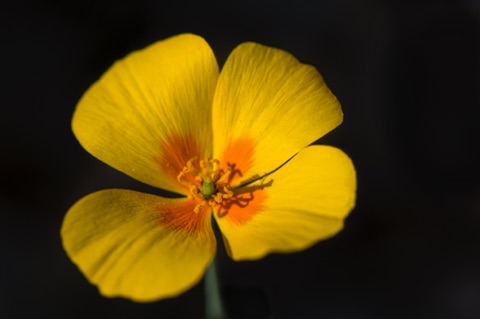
177,158,234,213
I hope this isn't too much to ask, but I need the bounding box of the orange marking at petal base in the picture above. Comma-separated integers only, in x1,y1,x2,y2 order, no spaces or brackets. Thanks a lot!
155,200,210,233
215,187,268,226
220,137,255,186
156,132,203,191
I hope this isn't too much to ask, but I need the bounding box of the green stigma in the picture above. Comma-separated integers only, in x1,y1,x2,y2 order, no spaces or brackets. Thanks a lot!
202,181,215,199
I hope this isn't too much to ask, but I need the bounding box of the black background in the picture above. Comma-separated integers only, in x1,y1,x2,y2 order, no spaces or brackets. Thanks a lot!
2,1,480,318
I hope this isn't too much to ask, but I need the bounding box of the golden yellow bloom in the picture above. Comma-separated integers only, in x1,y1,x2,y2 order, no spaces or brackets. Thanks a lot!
61,34,356,302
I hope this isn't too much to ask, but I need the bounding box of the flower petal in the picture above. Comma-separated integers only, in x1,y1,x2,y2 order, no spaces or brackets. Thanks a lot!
212,42,343,186
73,34,219,194
61,189,216,302
214,145,356,261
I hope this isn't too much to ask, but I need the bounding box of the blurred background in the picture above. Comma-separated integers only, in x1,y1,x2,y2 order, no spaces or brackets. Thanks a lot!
2,0,480,318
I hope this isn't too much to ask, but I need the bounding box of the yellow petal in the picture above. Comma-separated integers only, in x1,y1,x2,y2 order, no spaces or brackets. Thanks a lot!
73,34,219,194
61,189,216,302
212,42,343,186
214,145,356,261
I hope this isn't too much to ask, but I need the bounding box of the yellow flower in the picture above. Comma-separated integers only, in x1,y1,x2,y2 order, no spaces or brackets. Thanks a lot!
61,34,356,302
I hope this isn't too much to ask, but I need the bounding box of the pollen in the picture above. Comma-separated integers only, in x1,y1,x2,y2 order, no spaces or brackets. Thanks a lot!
177,158,233,213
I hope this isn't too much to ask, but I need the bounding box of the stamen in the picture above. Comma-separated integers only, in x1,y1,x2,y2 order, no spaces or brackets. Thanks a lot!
207,198,217,207
222,186,234,198
186,158,199,175
177,169,189,185
212,193,223,203
216,167,232,184
189,184,203,200
194,200,206,214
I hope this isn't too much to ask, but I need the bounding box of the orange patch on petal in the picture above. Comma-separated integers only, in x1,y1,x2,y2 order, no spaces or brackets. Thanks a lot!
215,186,268,226
220,137,256,186
156,132,203,191
155,200,210,234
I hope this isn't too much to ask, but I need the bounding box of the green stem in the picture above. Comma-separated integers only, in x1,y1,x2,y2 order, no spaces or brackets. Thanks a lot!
204,257,226,319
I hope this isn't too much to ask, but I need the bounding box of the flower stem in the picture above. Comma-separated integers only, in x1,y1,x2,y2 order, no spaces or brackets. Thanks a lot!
204,257,226,319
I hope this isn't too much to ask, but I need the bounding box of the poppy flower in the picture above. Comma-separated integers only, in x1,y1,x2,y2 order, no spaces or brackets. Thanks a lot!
61,34,356,302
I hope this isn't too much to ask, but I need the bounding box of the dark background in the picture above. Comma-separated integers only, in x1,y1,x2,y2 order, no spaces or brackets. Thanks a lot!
2,0,480,318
